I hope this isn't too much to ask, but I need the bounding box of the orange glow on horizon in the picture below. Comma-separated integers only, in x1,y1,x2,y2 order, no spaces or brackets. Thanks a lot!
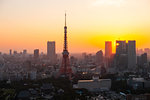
0,0,150,54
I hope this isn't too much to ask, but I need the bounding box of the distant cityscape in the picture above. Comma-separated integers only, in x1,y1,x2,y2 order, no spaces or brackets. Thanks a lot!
1,13,150,100
1,37,150,100
1,39,150,76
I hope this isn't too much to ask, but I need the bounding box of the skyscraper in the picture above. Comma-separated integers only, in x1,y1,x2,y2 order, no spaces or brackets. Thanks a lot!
96,50,103,65
137,53,147,66
105,41,112,58
59,13,72,78
105,41,112,68
128,40,136,69
115,40,128,69
9,49,12,55
34,49,39,59
13,50,17,55
47,41,56,64
141,53,147,66
23,49,27,55
116,40,127,55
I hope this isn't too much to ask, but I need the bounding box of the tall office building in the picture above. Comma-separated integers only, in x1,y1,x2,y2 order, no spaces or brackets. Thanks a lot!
116,40,127,55
96,50,103,65
13,50,17,55
128,40,136,69
105,41,112,58
47,41,56,64
137,53,147,66
23,49,27,55
34,49,39,59
115,40,128,69
141,53,147,66
9,49,12,55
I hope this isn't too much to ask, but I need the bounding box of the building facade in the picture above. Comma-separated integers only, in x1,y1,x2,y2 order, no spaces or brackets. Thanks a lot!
96,50,103,65
105,41,112,58
34,49,39,59
78,77,111,92
47,41,56,64
128,40,136,69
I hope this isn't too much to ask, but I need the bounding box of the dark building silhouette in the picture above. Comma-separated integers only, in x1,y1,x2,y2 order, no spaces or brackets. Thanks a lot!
137,53,147,66
23,49,27,55
115,40,136,70
34,49,39,59
13,50,17,55
128,40,136,69
141,53,147,65
116,40,127,55
115,40,128,69
9,49,12,55
47,41,56,64
96,50,103,65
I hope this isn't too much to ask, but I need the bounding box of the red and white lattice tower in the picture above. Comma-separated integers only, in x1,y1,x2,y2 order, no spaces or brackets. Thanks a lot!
59,13,72,78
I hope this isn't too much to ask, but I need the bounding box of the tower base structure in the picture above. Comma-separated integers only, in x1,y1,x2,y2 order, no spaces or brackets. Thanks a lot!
59,50,72,79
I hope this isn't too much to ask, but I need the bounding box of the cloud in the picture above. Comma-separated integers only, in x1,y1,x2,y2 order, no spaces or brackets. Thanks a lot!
92,0,126,7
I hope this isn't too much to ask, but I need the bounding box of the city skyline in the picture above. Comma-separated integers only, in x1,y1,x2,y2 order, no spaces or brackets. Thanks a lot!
1,0,150,53
1,1,150,100
1,40,149,54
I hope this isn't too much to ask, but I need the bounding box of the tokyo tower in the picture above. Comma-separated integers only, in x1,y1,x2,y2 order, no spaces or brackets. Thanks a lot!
59,13,72,78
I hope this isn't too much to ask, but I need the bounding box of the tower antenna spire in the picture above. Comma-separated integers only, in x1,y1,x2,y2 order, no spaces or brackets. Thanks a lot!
65,12,66,26
59,12,72,79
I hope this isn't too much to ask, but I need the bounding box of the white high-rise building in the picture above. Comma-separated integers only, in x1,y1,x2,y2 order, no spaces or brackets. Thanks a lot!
47,41,56,64
128,40,136,69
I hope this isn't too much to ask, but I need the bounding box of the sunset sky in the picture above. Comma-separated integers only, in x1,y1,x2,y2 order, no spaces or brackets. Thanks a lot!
0,0,150,54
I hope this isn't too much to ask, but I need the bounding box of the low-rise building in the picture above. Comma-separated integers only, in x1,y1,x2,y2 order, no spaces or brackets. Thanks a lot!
127,77,150,89
77,77,111,92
